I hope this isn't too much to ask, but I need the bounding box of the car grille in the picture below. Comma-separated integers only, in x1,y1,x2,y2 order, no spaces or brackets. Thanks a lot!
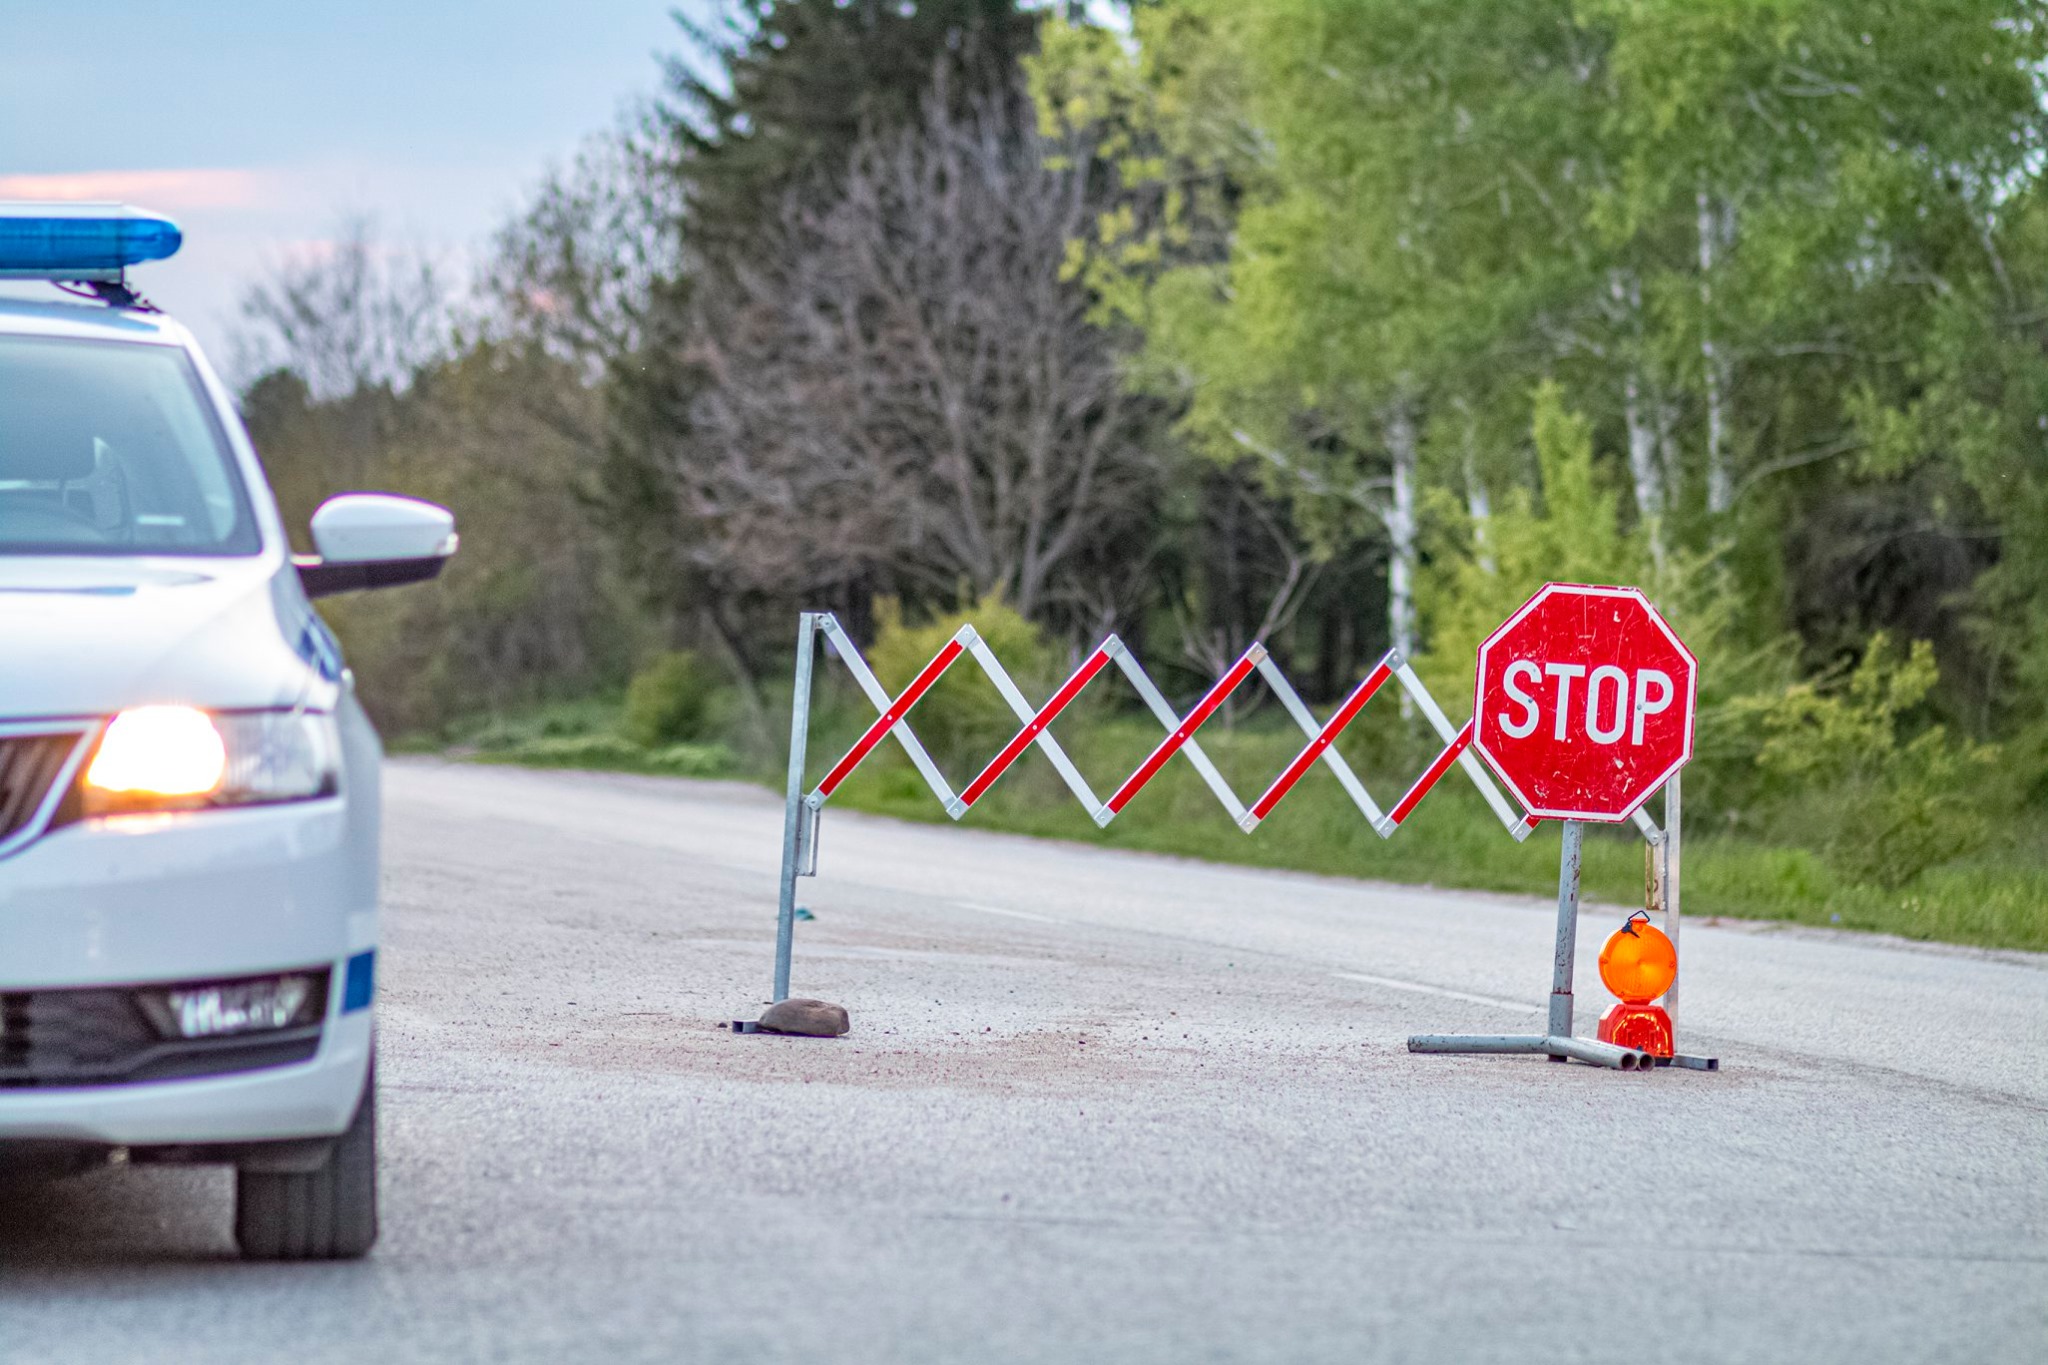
0,730,83,844
0,984,324,1089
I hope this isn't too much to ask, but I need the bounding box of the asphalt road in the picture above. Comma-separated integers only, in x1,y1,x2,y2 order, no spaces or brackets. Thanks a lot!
4,760,2044,1364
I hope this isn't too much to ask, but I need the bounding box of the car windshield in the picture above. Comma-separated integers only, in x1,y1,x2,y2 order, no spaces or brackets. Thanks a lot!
0,333,260,556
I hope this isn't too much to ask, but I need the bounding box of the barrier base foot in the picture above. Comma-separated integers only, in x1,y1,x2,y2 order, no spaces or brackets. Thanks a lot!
1406,1033,1655,1071
1653,1052,1720,1071
730,1020,764,1034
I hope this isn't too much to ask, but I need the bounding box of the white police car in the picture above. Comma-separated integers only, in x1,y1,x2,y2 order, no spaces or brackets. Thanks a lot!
0,204,454,1258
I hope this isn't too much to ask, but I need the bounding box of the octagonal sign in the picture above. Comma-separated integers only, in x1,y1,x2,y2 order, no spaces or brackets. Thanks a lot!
1472,583,1697,823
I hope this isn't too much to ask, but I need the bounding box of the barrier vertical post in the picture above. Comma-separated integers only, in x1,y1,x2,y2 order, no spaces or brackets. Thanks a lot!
773,613,820,1003
1547,820,1584,1055
1664,773,1682,1043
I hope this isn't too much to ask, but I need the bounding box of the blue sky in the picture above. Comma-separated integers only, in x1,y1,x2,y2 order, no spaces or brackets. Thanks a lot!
0,1,704,366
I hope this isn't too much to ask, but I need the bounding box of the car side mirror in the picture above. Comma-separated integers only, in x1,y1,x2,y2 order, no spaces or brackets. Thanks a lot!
295,493,458,599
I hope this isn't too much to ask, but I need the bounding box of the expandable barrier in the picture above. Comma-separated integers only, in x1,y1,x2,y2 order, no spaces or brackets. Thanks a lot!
763,612,1695,1065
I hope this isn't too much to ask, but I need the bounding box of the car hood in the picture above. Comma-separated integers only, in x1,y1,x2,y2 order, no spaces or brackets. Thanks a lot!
0,556,335,722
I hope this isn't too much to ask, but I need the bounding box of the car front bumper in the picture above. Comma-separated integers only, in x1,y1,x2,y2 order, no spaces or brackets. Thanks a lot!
0,798,375,1146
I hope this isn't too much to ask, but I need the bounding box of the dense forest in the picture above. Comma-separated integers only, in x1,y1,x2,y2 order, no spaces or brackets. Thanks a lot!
238,0,2048,948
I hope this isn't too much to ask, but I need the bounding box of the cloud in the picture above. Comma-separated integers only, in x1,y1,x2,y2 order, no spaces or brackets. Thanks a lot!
0,168,268,210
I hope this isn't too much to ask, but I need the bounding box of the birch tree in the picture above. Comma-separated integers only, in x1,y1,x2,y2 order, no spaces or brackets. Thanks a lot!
1042,0,2048,696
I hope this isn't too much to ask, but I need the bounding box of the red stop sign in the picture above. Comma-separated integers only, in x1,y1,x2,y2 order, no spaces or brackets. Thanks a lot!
1472,583,1697,822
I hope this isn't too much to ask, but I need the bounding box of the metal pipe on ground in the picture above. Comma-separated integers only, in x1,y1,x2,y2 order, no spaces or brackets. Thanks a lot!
1405,1034,1651,1071
1408,1035,1550,1054
1541,1035,1650,1070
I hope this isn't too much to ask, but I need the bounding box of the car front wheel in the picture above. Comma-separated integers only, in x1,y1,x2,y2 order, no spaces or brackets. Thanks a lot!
235,1058,378,1260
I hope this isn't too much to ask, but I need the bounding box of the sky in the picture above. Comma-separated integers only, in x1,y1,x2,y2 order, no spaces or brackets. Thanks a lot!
0,1,705,371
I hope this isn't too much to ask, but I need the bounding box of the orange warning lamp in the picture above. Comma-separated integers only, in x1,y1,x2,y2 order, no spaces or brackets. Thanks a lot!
1599,912,1676,1002
1596,912,1676,1056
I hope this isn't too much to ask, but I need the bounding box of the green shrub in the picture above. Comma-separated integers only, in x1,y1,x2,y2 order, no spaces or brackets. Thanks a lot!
495,733,645,768
446,695,625,754
644,742,737,777
482,732,735,778
1743,635,2001,889
623,651,720,747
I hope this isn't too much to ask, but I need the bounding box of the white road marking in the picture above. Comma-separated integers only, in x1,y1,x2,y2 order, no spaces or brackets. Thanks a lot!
1332,971,1538,1013
954,901,1066,924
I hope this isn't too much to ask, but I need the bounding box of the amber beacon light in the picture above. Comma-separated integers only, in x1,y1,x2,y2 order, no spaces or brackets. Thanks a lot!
1596,911,1677,1057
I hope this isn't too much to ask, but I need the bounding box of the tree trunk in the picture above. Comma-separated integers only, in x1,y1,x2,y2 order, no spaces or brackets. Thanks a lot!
1460,410,1496,575
1623,370,1667,570
1698,185,1734,515
1383,399,1419,680
1656,394,1682,519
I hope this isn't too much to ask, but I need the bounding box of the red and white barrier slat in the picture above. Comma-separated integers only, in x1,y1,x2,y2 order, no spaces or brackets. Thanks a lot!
1390,660,1538,840
811,616,966,817
1105,644,1262,816
959,637,1112,823
1102,637,1251,824
1243,653,1396,831
792,614,1659,845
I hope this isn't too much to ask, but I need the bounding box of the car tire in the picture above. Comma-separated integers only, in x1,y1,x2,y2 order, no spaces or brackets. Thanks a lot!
234,1058,378,1260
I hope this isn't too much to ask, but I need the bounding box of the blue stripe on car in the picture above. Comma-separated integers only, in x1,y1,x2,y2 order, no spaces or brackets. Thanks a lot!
341,950,375,1012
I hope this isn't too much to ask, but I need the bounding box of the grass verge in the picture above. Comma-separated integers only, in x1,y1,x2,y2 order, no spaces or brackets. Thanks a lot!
408,696,2048,955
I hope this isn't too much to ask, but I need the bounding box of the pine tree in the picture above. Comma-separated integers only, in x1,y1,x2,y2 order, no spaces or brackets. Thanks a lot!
649,0,1035,261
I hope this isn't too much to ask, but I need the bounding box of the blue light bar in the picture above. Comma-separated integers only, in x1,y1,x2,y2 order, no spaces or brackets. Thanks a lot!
0,202,182,281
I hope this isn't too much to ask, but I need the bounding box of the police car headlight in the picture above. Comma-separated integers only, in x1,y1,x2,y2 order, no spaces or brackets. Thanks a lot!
81,707,338,816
